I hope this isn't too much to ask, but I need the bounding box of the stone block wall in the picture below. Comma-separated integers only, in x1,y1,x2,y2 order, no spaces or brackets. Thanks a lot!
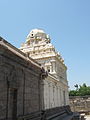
0,39,43,120
43,75,69,109
69,96,90,112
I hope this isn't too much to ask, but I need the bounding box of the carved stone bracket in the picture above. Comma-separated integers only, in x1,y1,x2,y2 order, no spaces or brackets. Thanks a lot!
41,67,48,79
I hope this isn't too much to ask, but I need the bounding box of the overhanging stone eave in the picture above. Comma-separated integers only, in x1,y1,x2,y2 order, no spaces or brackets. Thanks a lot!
45,74,69,88
0,37,42,69
30,54,56,60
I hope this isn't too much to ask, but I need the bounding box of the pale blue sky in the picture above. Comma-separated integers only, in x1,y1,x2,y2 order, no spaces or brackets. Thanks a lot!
0,0,90,89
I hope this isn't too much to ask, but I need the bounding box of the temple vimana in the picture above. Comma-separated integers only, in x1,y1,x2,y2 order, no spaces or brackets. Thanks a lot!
20,29,69,108
0,29,79,120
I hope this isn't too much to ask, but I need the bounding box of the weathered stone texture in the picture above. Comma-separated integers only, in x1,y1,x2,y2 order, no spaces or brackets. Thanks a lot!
0,39,43,119
70,96,90,112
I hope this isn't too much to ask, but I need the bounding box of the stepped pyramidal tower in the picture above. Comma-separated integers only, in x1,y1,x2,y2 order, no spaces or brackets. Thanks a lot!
20,29,69,109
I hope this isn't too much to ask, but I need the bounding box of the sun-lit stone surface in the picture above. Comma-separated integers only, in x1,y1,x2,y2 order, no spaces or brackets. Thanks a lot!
20,29,69,109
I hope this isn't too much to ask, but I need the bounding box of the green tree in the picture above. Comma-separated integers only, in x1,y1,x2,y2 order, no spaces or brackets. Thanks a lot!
69,83,90,96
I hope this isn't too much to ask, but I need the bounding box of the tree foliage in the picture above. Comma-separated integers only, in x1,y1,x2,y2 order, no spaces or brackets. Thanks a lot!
69,83,90,96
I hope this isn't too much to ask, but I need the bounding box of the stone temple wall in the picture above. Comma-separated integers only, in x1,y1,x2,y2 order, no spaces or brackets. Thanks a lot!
0,38,43,120
43,75,69,109
69,96,90,113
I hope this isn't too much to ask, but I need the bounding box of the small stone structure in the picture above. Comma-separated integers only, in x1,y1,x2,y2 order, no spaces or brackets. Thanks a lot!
69,96,90,113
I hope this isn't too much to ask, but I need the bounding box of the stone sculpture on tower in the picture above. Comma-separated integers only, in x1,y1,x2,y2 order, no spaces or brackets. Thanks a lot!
20,29,69,109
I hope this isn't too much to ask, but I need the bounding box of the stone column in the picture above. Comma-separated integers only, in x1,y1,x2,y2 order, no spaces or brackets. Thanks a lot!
66,90,69,105
53,85,55,107
57,86,60,106
54,85,57,107
48,83,51,109
61,88,63,106
47,82,50,109
56,86,58,107
59,87,62,106
50,65,52,73
52,61,56,73
43,80,47,109
49,83,53,108
44,80,49,109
